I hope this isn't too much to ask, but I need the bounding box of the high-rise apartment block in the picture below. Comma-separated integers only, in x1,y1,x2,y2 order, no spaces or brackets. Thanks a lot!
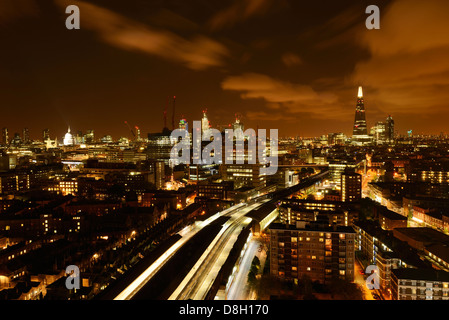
269,222,355,284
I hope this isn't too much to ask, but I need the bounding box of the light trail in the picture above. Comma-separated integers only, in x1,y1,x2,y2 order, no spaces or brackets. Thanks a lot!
169,201,267,300
113,203,245,300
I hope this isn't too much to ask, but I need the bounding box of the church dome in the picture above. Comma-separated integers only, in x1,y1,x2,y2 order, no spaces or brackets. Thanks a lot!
63,127,75,145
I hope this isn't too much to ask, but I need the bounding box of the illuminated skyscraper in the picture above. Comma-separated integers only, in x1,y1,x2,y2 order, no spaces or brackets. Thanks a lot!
201,109,210,137
352,86,370,145
232,117,244,140
43,128,50,142
353,86,367,136
2,128,8,146
84,129,94,143
179,117,188,131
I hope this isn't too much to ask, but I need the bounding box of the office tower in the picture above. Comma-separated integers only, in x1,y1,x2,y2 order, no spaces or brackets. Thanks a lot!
269,221,356,284
201,110,210,137
220,163,266,189
147,131,177,165
371,121,386,144
385,115,395,144
352,86,370,144
232,117,244,140
84,129,94,143
179,117,188,131
341,171,362,202
101,135,113,144
43,128,50,141
2,128,8,145
22,128,30,144
12,133,22,145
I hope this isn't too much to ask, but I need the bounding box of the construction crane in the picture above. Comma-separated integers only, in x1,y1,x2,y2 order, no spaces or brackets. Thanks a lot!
124,121,136,140
135,125,141,141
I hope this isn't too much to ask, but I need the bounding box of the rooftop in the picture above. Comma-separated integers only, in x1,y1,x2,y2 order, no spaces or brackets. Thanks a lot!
393,227,449,246
378,208,407,221
392,268,449,282
269,222,355,234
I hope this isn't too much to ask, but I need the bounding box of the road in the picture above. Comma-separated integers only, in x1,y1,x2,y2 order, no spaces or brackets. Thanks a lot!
169,201,267,300
354,259,375,300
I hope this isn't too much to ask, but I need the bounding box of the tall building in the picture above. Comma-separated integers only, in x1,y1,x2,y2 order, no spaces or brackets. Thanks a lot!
11,133,22,145
341,171,362,202
84,130,94,143
147,130,176,166
201,110,210,137
385,115,395,144
43,128,50,142
179,117,188,131
232,116,244,140
22,128,30,144
2,128,8,146
371,121,386,144
352,86,370,144
269,222,356,284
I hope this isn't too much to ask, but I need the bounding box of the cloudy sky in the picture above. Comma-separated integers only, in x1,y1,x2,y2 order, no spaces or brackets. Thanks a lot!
1,0,448,139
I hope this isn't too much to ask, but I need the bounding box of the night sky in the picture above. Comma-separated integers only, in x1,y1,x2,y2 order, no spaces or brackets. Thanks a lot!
1,0,448,140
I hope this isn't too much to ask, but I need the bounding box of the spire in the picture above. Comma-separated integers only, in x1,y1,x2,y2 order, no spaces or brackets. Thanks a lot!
358,86,363,98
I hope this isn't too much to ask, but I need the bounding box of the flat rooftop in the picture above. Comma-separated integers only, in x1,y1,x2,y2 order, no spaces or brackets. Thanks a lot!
393,227,449,245
392,268,449,282
269,222,355,234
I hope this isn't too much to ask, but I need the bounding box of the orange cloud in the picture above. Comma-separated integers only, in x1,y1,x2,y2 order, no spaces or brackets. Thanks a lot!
221,73,352,120
55,0,229,71
281,52,302,67
208,0,284,31
351,0,449,115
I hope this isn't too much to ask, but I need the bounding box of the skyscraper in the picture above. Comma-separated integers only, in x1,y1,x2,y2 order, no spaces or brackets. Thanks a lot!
84,129,94,143
352,86,370,144
201,109,210,137
371,121,386,144
22,127,30,144
385,115,395,144
2,128,8,146
43,128,50,142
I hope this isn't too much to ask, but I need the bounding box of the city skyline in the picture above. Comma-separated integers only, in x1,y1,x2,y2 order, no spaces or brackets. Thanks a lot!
1,0,449,139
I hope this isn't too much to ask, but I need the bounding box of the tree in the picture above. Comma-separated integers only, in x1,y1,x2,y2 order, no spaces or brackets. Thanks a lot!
247,270,257,289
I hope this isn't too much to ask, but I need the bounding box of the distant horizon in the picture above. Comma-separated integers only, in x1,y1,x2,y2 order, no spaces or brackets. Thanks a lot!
1,1,448,139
